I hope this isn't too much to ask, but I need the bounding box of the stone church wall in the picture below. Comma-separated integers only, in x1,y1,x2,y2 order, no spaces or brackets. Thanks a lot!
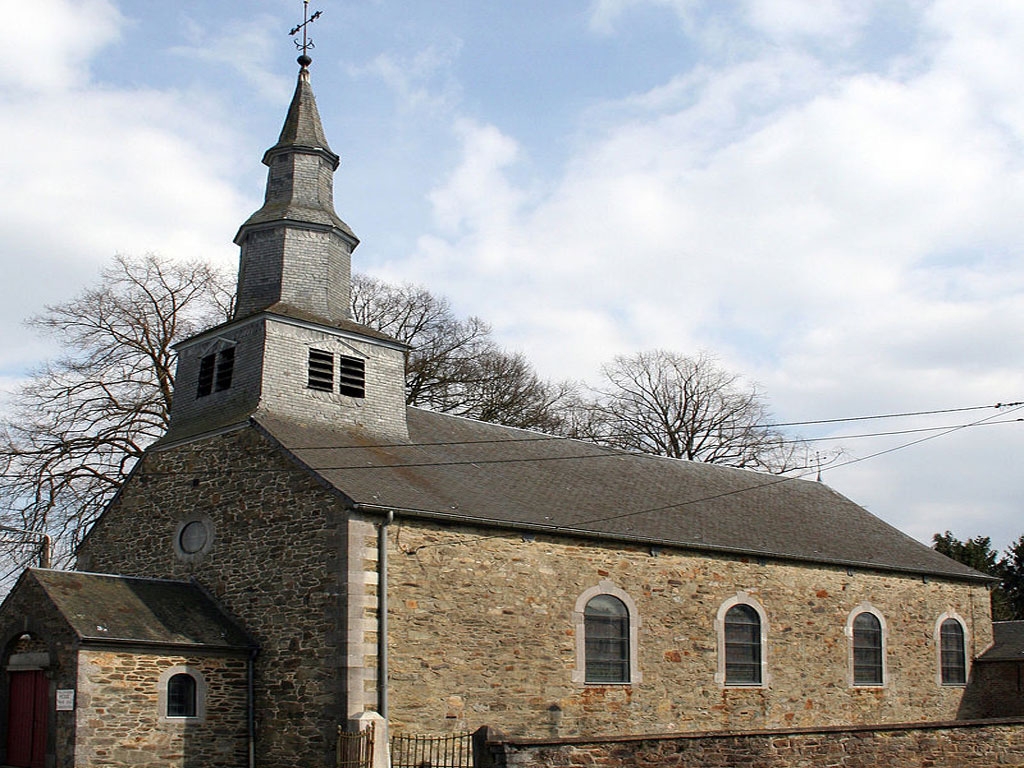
72,425,996,753
76,426,373,768
0,574,79,768
73,650,248,768
963,660,1024,718
385,519,992,739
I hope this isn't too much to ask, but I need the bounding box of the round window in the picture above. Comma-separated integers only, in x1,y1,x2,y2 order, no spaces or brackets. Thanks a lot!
178,520,209,554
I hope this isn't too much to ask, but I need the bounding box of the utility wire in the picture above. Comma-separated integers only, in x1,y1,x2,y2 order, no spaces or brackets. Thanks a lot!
778,416,1024,445
396,404,1024,553
578,403,1024,526
761,401,1023,429
281,400,1021,452
4,409,1022,481
107,408,1024,479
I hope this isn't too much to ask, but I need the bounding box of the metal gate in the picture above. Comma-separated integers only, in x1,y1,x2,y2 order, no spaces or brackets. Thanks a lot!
336,723,375,768
390,731,474,768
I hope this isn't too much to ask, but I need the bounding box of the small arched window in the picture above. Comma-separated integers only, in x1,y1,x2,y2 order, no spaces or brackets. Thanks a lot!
584,594,630,683
166,673,197,718
852,612,884,686
724,604,762,685
940,618,967,685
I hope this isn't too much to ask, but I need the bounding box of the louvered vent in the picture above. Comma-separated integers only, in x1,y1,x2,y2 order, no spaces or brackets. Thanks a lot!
214,347,235,392
197,346,235,398
338,355,365,398
197,354,216,397
308,349,334,391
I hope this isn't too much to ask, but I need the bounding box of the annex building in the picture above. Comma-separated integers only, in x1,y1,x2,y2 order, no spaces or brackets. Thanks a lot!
0,51,999,768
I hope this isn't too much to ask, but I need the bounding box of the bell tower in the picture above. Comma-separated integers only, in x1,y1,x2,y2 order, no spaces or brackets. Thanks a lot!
232,60,357,324
163,42,409,445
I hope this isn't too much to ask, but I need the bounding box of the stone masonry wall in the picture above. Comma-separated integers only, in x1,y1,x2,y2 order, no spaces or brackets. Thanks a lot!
491,719,1024,767
0,572,79,768
386,519,992,739
74,650,248,768
77,426,363,768
964,660,1024,718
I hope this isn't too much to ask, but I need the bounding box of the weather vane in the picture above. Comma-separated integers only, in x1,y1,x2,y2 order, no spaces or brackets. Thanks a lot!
289,0,322,66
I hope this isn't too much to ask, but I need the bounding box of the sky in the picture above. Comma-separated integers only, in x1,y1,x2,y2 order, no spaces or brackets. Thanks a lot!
1,0,1023,554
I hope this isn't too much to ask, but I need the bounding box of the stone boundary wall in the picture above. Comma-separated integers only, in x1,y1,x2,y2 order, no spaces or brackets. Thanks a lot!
487,718,1024,767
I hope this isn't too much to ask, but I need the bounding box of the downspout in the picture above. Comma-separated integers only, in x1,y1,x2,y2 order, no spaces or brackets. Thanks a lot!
378,511,393,719
248,646,258,768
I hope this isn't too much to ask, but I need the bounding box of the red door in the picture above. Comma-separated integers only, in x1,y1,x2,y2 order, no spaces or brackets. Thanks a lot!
7,670,48,768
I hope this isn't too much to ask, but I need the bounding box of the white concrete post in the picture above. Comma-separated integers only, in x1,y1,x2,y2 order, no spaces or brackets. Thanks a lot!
350,711,390,768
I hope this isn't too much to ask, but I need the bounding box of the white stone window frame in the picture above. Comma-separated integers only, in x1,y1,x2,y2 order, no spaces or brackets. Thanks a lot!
173,515,216,563
715,592,770,688
571,580,642,686
158,665,207,723
846,602,888,688
935,611,970,687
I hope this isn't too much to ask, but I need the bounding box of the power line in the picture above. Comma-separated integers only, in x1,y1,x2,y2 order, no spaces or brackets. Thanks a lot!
761,401,1023,429
388,404,1024,554
45,408,1021,480
778,416,1024,445
278,400,1021,453
581,403,1024,525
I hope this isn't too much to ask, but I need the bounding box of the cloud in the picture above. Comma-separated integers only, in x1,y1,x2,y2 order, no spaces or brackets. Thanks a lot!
349,41,463,115
588,0,699,36
169,14,292,103
428,119,525,237
396,1,1024,548
741,0,879,45
0,2,252,377
0,0,123,92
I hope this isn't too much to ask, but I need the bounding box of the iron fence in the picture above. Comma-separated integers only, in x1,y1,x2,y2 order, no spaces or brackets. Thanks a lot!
337,722,375,768
390,731,474,768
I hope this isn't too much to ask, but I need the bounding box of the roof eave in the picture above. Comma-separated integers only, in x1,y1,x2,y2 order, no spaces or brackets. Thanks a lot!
351,501,996,584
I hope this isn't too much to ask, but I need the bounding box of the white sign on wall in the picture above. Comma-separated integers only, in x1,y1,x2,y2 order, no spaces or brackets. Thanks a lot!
55,689,75,711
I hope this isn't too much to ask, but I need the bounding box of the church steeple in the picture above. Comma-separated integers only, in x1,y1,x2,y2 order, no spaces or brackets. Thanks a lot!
163,24,410,445
233,58,358,324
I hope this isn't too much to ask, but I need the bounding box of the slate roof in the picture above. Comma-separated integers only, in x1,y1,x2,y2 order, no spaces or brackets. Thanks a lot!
26,569,253,650
236,66,357,242
256,407,988,582
173,306,405,352
978,621,1024,661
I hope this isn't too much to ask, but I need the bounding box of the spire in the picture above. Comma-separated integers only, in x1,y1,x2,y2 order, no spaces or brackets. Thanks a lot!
232,54,358,324
162,6,411,446
265,64,337,169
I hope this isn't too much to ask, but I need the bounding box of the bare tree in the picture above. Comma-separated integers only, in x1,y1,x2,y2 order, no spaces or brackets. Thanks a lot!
350,274,573,430
0,254,233,571
572,350,800,473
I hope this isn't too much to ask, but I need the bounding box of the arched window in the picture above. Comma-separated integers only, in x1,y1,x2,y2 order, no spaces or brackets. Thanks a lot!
716,593,768,687
939,617,967,685
166,673,197,718
584,594,630,683
852,611,884,686
724,604,762,685
571,581,641,685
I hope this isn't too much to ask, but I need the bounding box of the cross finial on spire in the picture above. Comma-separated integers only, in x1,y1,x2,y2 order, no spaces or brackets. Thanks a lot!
289,0,322,68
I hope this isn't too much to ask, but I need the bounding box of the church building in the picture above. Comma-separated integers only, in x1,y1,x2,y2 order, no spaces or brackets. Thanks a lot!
0,49,996,768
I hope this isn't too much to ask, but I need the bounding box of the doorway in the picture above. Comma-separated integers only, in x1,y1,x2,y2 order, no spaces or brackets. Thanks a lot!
6,669,47,768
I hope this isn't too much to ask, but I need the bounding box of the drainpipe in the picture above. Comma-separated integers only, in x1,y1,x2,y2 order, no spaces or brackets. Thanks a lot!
378,511,393,719
248,647,258,768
